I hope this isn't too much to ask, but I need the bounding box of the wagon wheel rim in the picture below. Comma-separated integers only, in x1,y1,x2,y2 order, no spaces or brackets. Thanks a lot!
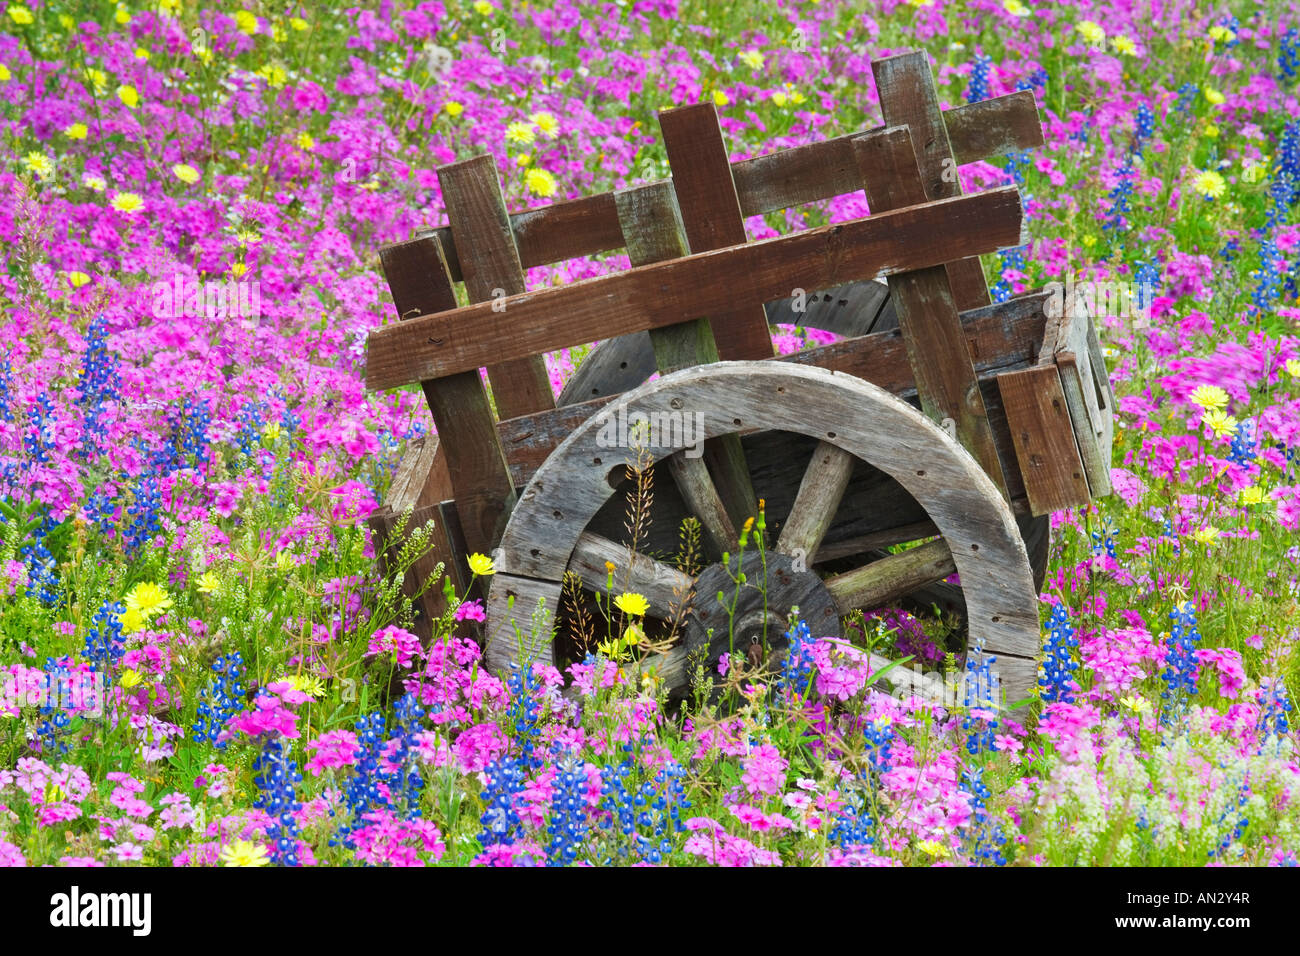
487,361,1042,702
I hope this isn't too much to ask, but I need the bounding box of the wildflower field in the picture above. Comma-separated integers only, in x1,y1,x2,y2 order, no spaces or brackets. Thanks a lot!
1,0,1299,875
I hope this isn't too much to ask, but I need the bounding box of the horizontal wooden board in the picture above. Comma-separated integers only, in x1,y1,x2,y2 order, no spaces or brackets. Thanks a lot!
366,187,1024,390
419,92,1041,282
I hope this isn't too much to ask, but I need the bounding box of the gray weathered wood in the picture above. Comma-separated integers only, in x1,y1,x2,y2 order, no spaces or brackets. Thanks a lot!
824,538,956,614
484,574,561,673
567,532,694,614
853,127,1010,498
776,441,855,561
996,364,1091,515
437,155,555,419
486,362,1041,698
366,187,1025,391
873,50,991,311
666,451,737,554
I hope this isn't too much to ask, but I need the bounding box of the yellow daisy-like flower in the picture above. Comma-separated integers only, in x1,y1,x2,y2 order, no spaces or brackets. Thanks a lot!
126,582,174,619
118,607,146,635
622,623,644,646
111,192,144,214
256,63,287,88
158,0,180,14
1120,694,1151,714
529,110,559,137
1207,25,1235,44
289,17,308,31
275,549,293,572
614,591,650,617
7,5,34,26
83,68,107,96
739,49,765,69
516,154,532,167
296,131,314,150
1201,409,1237,437
473,0,493,14
1191,170,1225,199
1203,86,1225,106
64,122,89,140
134,47,150,60
66,271,91,288
1192,526,1220,546
712,89,730,107
0,64,11,81
506,121,535,145
231,262,248,278
271,21,287,42
83,173,107,192
279,673,325,699
1239,485,1266,506
524,167,557,197
219,841,270,867
1189,384,1229,410
468,552,496,576
1076,21,1105,47
120,669,146,689
235,10,259,35
117,85,140,109
444,100,464,117
917,839,950,858
171,163,200,184
114,4,130,25
1002,0,1030,16
1202,123,1219,139
22,152,54,180
771,90,788,107
197,571,221,594
1111,34,1137,56
1286,358,1300,378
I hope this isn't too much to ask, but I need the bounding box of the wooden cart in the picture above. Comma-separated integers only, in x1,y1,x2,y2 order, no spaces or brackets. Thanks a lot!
364,52,1113,703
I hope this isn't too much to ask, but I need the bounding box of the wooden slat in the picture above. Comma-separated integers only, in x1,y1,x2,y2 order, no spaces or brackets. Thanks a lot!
659,103,775,361
853,126,1010,498
484,573,562,673
377,236,517,561
366,186,1025,391
873,51,991,311
568,532,694,613
437,155,555,419
996,364,1091,515
499,290,1051,487
776,441,856,560
825,538,956,614
615,181,759,531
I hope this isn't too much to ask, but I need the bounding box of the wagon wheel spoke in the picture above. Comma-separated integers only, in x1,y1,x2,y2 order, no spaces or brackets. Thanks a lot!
666,451,737,554
777,440,855,560
811,519,941,564
568,532,695,615
823,538,956,616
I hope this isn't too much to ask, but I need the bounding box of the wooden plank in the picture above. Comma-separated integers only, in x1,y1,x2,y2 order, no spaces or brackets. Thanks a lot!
996,364,1091,515
486,362,1041,693
421,93,1042,282
437,155,555,419
659,102,775,361
873,51,991,311
824,538,956,614
666,452,737,553
568,532,694,613
483,573,561,673
377,236,517,561
853,126,1010,498
615,180,759,531
500,290,1051,487
365,186,1025,391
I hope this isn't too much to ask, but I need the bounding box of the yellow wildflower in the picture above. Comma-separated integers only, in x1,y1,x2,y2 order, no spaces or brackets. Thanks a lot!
296,131,314,150
917,839,950,858
1239,485,1265,506
506,121,535,145
7,5,34,26
1191,170,1226,199
114,5,130,24
712,89,729,107
83,173,107,192
1203,86,1225,106
117,85,140,109
1201,409,1237,437
1120,694,1151,714
120,669,146,689
289,17,308,31
524,167,556,197
231,262,248,278
197,571,222,594
66,271,91,288
1286,358,1300,378
83,68,107,96
1192,526,1220,546
739,49,765,69
1002,0,1030,15
256,63,287,88
444,100,464,117
0,64,10,81
772,90,788,107
64,122,89,140
473,0,492,14
279,673,325,699
1111,34,1137,56
263,422,282,444
219,841,270,867
275,549,293,573
614,592,650,617
172,163,200,184
1189,385,1229,410
134,47,150,60
22,152,54,180
235,10,259,35
468,552,496,576
118,607,146,634
516,154,532,167
530,110,559,137
1076,21,1105,47
1208,25,1235,44
158,0,180,13
111,192,144,214
622,623,643,646
126,582,173,619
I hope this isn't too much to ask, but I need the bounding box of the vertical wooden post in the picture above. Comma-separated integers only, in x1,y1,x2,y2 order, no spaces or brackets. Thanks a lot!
378,235,518,584
872,51,992,312
658,102,776,362
852,126,1011,499
438,155,556,420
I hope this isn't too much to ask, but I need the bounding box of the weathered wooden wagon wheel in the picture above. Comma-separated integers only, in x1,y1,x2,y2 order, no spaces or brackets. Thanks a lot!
554,279,1051,604
486,361,1041,702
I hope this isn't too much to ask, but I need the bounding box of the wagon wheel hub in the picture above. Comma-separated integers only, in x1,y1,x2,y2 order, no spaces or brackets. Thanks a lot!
685,551,841,670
